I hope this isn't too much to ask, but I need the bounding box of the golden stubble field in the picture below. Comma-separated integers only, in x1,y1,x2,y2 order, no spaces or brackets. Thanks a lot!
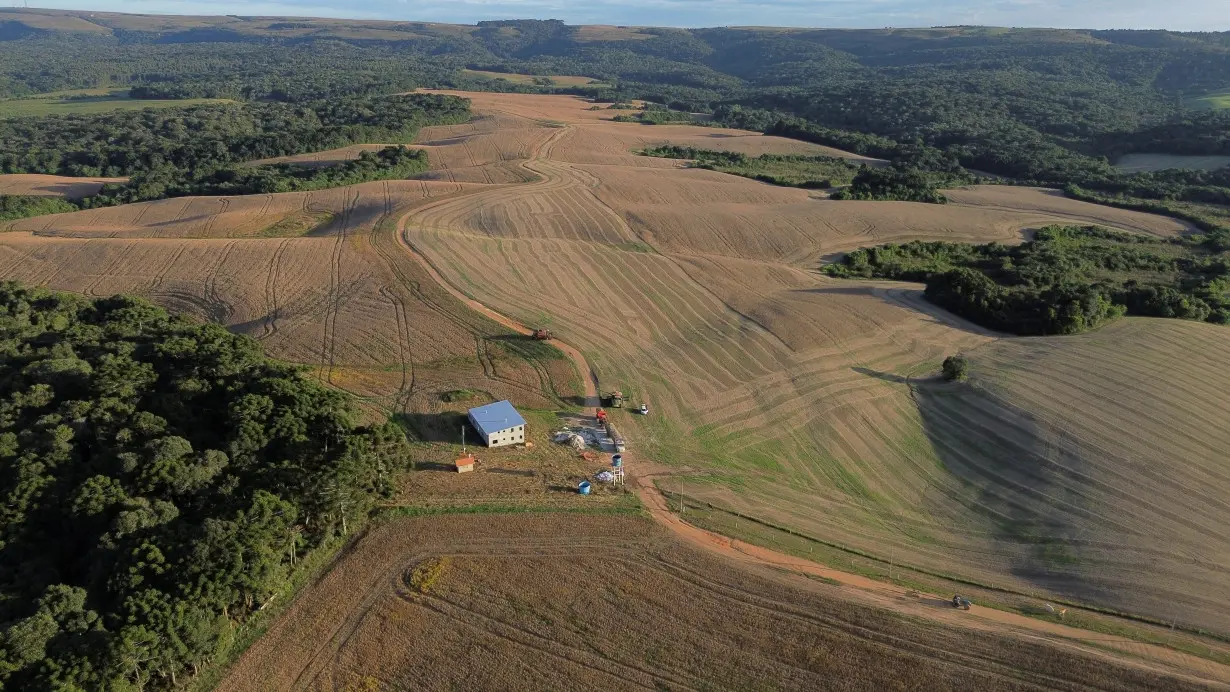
0,176,580,414
1,90,1223,633
217,514,1207,691
393,91,1223,633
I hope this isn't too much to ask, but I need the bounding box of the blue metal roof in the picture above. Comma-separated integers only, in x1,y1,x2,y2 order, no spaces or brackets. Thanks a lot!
467,400,526,437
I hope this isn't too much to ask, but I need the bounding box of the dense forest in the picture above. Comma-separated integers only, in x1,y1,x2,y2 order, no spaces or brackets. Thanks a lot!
0,283,415,689
0,93,468,178
827,225,1230,334
86,146,430,207
0,92,467,214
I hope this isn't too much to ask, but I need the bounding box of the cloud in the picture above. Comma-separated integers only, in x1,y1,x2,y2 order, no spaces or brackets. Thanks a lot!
31,0,1230,30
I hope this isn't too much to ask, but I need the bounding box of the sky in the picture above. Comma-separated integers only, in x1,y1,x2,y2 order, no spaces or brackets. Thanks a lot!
26,0,1230,31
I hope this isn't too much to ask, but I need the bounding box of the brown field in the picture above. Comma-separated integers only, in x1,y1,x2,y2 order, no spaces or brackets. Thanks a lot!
0,177,581,414
0,173,126,199
2,89,1224,638
575,24,655,41
944,185,1194,235
0,8,110,33
393,91,1226,634
218,514,1212,691
245,144,394,169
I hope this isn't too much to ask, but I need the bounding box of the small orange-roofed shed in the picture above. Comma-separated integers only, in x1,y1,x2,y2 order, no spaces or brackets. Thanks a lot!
455,455,477,473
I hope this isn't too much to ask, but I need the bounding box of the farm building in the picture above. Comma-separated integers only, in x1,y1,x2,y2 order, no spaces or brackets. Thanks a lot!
467,400,527,448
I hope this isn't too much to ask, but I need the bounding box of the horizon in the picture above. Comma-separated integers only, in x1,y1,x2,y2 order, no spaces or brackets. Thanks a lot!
12,1,1229,32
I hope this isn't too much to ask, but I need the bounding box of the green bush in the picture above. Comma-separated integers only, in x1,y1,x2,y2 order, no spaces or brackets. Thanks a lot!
831,167,949,204
942,355,969,381
0,195,78,220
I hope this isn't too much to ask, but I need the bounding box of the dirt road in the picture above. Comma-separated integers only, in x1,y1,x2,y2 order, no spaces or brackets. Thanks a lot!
392,120,1230,688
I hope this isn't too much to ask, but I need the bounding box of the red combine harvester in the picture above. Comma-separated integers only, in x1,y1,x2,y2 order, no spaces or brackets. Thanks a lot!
531,328,551,340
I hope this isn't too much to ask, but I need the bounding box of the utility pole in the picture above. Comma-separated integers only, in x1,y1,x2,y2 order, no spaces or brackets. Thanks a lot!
679,480,684,513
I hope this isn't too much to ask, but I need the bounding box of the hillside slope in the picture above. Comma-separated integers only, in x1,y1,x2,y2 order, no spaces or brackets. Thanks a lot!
0,90,1222,633
386,92,1226,632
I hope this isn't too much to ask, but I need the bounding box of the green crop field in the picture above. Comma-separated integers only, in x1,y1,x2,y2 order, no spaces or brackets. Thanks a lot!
1192,90,1230,110
0,90,232,118
460,69,604,87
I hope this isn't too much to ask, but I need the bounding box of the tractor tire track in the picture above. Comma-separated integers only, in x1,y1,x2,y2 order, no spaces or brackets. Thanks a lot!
260,239,291,341
317,187,357,383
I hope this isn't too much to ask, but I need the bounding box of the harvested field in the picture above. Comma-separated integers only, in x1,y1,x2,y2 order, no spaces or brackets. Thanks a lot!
218,514,1211,692
944,185,1194,235
0,173,126,199
1,181,476,239
0,177,581,415
395,91,1229,633
245,144,394,168
461,69,602,87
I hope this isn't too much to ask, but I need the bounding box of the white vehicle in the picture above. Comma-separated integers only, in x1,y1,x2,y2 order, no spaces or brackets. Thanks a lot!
639,404,649,415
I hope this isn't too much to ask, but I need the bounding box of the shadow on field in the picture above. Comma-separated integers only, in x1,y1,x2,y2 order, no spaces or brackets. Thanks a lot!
795,286,884,297
852,367,908,384
306,199,388,237
854,367,1101,604
396,411,475,443
416,461,459,473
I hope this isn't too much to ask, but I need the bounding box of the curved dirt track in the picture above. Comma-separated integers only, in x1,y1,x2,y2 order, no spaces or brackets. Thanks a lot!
392,148,1230,686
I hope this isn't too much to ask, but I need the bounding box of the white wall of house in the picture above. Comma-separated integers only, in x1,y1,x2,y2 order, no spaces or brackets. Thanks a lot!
484,424,525,448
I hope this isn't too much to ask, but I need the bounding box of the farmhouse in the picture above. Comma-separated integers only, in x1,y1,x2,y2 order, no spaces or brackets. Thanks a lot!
467,400,526,448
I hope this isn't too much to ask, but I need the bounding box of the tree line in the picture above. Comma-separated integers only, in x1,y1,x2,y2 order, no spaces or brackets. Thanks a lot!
637,145,862,189
0,283,416,690
826,225,1230,334
85,146,430,207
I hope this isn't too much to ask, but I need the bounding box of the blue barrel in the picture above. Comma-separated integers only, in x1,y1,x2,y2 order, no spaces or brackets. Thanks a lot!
611,454,623,468
578,481,592,495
